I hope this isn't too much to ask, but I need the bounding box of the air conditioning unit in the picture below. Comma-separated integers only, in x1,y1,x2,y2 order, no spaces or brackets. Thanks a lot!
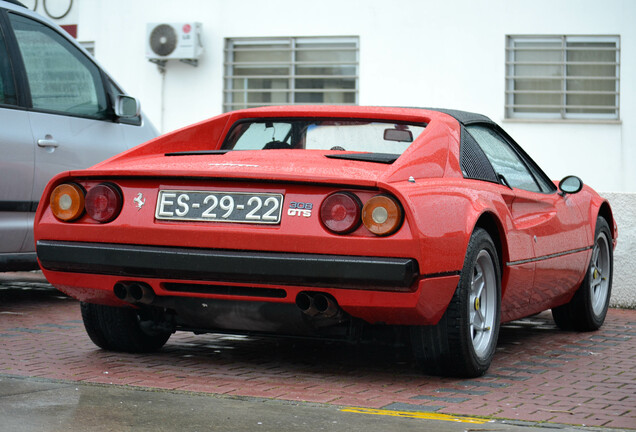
146,22,202,61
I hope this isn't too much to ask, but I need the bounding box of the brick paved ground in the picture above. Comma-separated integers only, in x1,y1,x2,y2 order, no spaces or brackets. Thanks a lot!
1,276,634,429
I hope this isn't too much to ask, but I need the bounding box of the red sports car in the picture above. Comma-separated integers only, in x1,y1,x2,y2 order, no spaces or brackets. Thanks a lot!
34,106,616,377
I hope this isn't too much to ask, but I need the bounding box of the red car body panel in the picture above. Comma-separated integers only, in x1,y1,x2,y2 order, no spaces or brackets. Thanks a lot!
33,106,616,332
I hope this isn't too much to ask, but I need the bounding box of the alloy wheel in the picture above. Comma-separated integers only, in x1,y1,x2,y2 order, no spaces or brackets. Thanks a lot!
469,250,497,358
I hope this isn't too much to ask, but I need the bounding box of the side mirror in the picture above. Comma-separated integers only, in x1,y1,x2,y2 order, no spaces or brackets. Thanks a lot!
558,175,583,196
114,94,140,118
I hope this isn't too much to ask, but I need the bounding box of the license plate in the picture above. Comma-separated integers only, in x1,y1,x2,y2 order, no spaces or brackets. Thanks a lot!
155,190,284,224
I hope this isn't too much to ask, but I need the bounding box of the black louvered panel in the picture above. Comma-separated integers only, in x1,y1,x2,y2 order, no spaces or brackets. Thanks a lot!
460,127,499,183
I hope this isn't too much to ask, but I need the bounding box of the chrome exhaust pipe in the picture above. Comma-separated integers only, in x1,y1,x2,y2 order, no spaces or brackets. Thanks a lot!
296,292,320,316
296,292,342,320
128,283,144,301
129,282,155,304
113,282,130,301
113,282,155,304
313,294,340,318
138,284,155,304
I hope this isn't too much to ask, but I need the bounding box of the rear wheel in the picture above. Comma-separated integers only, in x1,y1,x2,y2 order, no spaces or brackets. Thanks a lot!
552,217,613,331
411,228,501,377
80,302,171,353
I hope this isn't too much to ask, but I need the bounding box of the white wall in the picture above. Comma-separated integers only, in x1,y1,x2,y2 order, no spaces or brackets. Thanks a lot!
505,123,624,193
73,0,635,193
58,0,635,306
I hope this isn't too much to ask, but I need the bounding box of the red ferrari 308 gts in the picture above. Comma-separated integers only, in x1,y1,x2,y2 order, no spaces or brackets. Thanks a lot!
34,106,616,377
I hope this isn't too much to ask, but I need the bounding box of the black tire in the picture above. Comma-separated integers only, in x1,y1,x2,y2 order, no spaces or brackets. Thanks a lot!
80,302,171,353
552,217,613,331
411,228,501,377
80,301,112,350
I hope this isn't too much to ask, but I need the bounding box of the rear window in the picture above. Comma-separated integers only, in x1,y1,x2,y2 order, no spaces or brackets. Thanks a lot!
222,119,426,155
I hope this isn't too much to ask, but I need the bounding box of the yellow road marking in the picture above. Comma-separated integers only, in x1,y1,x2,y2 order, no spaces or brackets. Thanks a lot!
341,407,490,424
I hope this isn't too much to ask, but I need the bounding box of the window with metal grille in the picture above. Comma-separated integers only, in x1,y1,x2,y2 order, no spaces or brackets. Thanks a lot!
506,35,620,120
223,36,358,112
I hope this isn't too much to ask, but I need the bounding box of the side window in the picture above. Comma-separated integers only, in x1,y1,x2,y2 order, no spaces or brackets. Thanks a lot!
0,27,17,106
466,125,541,193
524,155,555,192
8,13,108,119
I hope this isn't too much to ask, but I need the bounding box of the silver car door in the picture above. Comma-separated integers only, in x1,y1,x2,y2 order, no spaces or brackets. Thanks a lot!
0,16,35,259
7,12,133,253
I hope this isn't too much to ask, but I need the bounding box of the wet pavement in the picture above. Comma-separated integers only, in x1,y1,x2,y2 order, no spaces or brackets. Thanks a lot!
1,272,635,430
1,375,628,432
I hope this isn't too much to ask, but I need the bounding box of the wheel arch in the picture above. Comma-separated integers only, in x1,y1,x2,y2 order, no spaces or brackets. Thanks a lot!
473,211,508,294
584,191,617,248
597,201,616,240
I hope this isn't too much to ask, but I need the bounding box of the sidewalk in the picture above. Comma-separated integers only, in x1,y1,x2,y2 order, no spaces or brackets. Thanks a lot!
1,279,634,429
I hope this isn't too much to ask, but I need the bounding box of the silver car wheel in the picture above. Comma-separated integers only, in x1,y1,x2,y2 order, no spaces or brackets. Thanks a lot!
469,250,497,358
590,232,611,317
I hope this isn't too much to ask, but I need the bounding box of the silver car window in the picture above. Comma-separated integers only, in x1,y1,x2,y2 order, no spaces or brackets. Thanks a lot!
8,12,108,119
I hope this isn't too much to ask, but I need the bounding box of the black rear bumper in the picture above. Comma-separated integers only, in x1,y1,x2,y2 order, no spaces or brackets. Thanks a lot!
36,240,419,291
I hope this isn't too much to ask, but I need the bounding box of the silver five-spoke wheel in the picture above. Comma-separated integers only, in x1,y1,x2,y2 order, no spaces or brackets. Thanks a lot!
469,250,497,358
552,216,613,331
411,227,501,377
590,231,611,316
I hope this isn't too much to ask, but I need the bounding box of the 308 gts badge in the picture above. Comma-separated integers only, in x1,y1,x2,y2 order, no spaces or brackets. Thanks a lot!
287,201,312,217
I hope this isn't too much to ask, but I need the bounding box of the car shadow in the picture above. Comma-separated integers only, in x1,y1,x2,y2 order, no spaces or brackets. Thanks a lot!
147,311,567,378
2,284,576,380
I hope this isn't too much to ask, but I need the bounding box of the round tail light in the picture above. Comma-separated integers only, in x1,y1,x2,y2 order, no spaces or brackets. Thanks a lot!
320,192,361,234
362,195,403,236
85,183,122,223
50,183,85,221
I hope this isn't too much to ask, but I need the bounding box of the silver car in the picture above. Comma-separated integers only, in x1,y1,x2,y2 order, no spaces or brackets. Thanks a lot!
0,0,157,270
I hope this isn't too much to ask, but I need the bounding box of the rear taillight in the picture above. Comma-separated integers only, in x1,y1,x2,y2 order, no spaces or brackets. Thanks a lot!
361,195,403,236
85,183,122,223
320,192,404,236
320,192,361,234
50,183,85,221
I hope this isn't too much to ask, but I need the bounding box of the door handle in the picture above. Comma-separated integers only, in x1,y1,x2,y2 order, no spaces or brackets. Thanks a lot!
37,136,59,148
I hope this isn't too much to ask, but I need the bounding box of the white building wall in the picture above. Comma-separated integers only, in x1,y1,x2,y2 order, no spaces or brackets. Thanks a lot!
71,0,635,193
41,0,636,306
